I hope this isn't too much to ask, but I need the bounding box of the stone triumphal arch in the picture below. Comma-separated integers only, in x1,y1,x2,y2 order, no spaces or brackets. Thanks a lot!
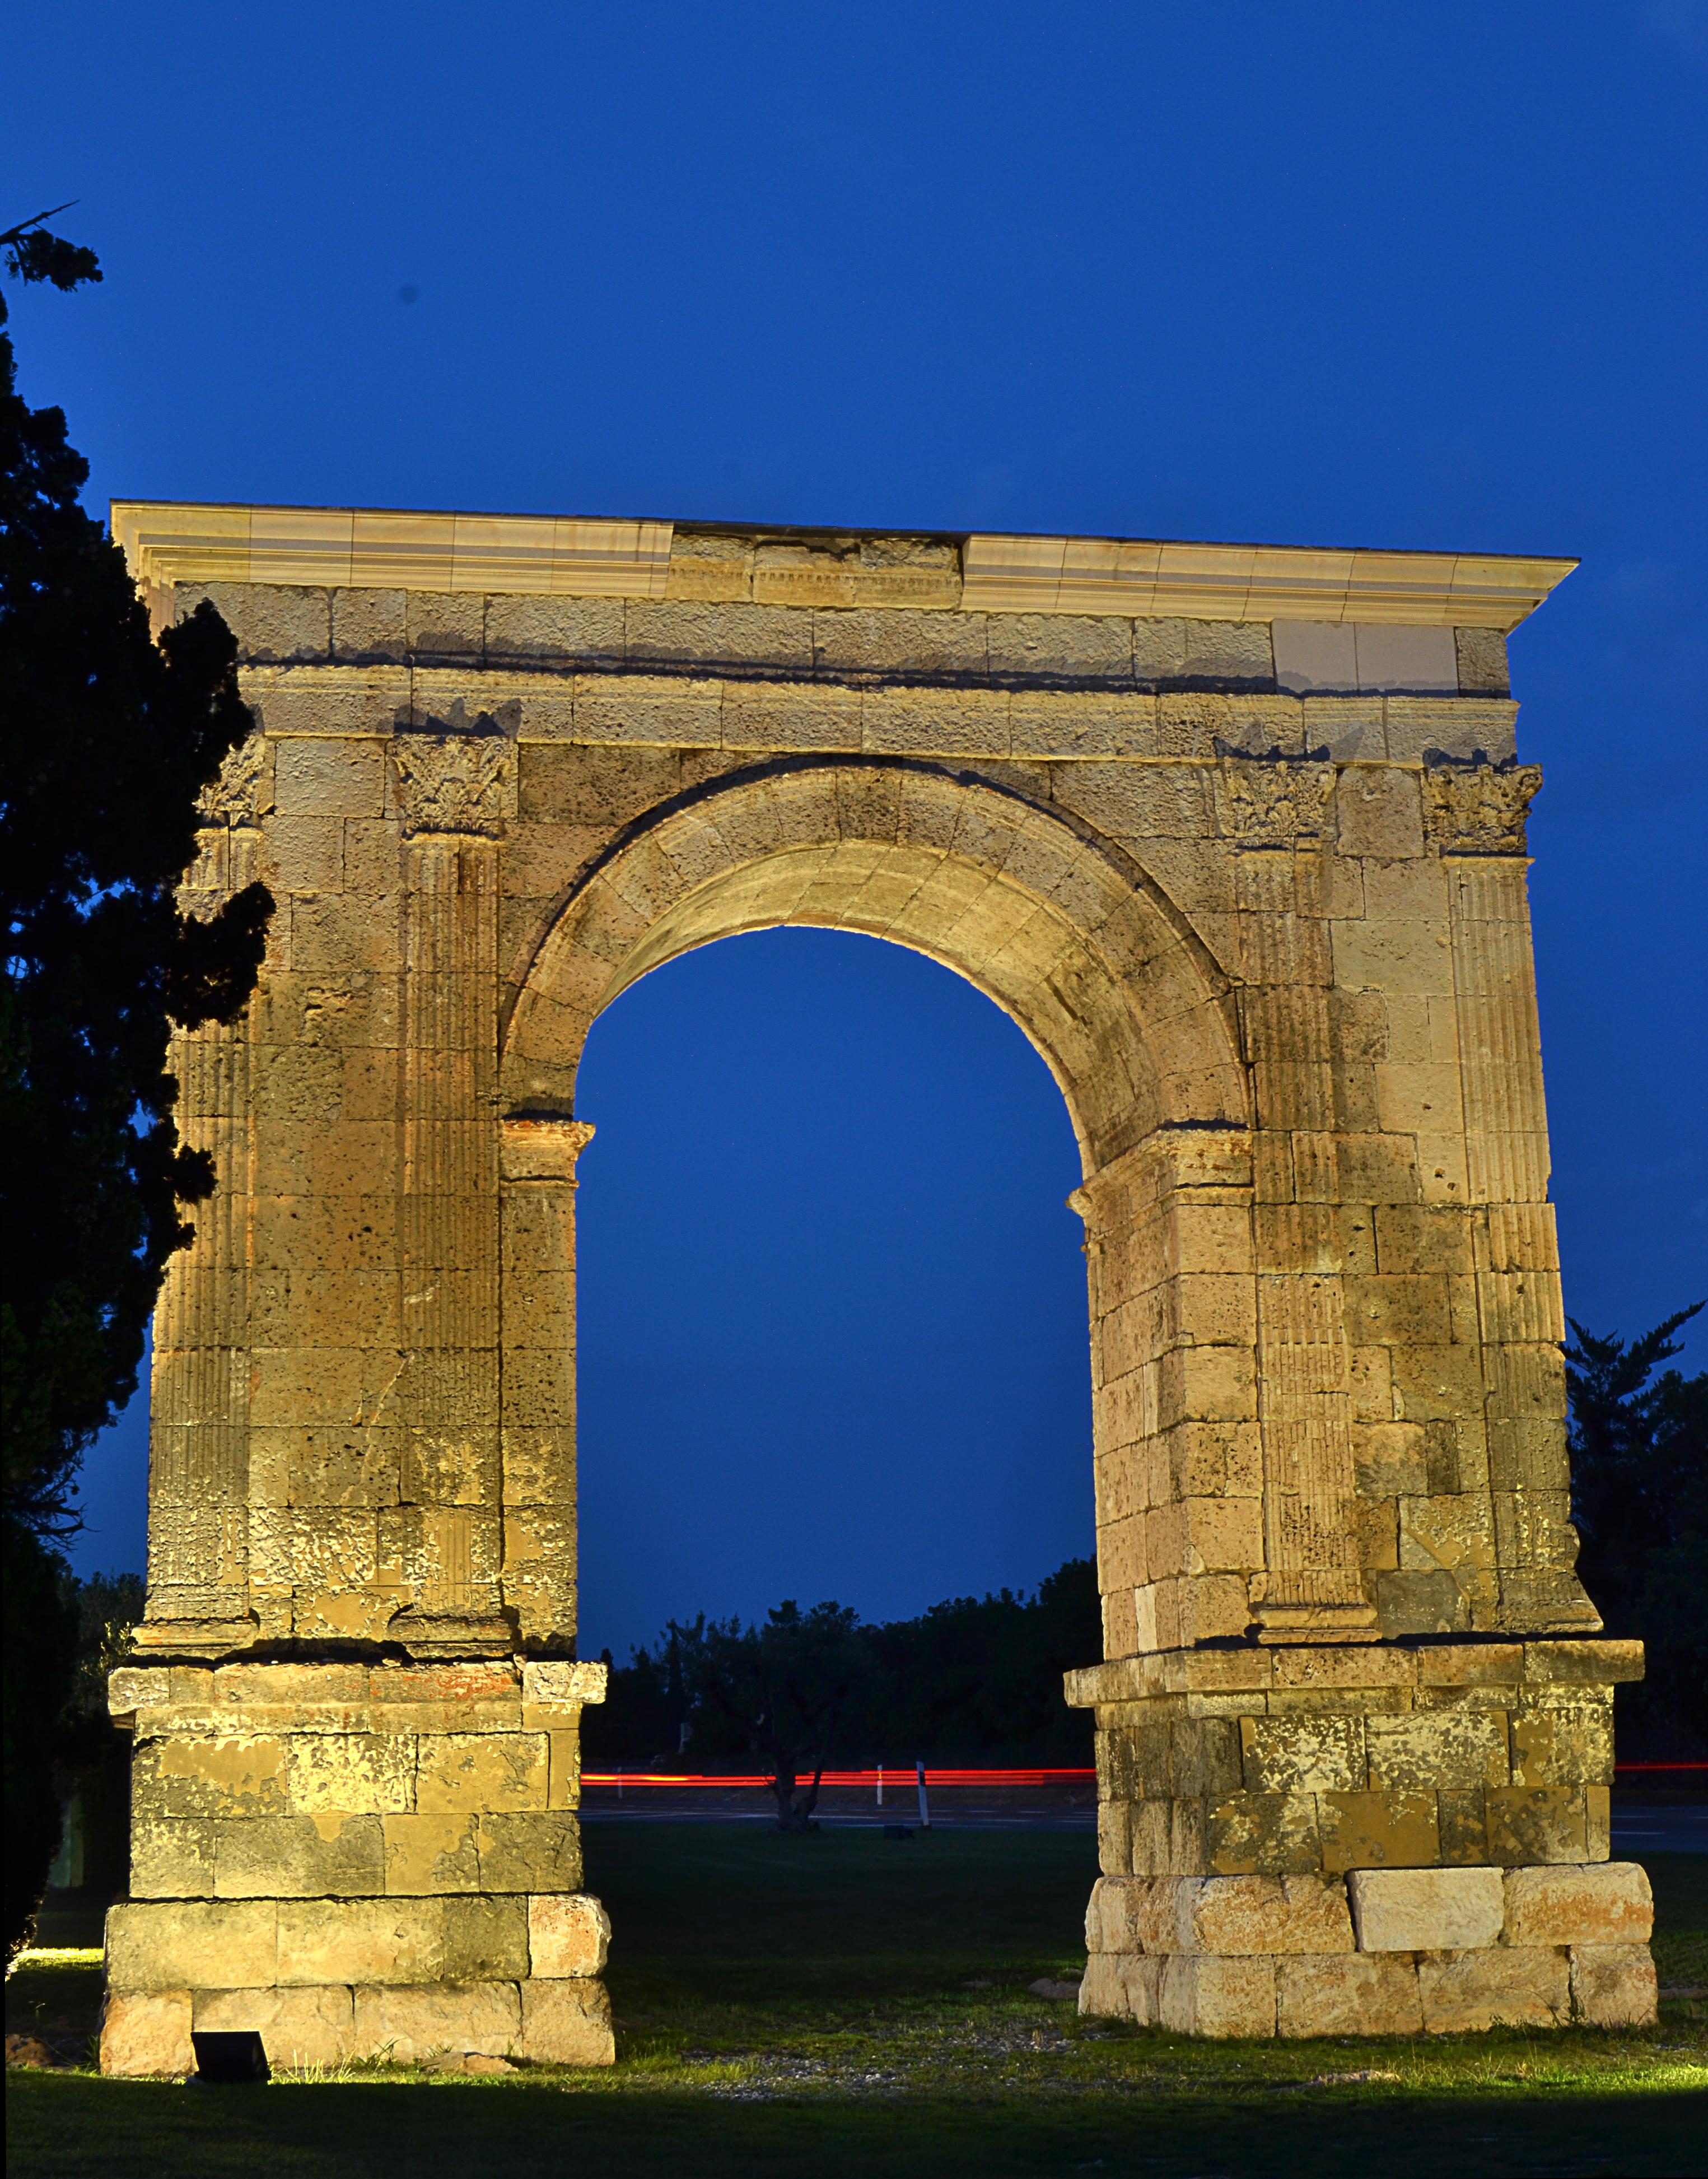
98,507,1655,2070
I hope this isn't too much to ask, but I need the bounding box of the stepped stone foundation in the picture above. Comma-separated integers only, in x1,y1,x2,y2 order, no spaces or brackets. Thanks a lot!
100,1659,612,2073
101,503,1650,2065
1068,1638,1653,2032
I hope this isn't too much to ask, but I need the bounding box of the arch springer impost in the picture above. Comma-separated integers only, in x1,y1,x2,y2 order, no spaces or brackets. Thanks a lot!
500,1114,595,1184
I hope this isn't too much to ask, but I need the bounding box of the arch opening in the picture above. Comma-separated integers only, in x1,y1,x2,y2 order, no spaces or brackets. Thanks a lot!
570,924,1095,1666
496,758,1254,1680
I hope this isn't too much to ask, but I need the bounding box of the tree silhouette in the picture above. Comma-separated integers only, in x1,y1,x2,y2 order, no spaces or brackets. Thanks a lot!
1567,1302,1706,1758
2,207,271,1952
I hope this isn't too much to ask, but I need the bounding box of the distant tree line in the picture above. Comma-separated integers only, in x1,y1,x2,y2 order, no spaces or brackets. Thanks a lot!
580,1558,1101,1827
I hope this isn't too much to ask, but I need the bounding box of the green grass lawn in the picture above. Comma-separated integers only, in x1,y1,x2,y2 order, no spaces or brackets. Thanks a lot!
8,1826,1706,2178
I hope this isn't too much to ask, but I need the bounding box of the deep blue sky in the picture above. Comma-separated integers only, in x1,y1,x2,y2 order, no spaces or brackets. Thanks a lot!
11,2,1703,1650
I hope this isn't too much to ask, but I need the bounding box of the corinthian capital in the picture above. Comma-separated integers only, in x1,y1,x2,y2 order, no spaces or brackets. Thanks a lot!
394,730,515,839
1215,743,1335,848
198,733,270,827
1422,753,1542,855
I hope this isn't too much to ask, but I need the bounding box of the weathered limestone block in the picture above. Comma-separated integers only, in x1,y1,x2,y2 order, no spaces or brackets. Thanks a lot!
1078,1951,1163,2024
1086,1871,1354,1956
1509,1705,1614,1787
1317,1790,1440,1871
133,1736,288,1819
189,581,330,664
1204,1791,1322,1875
477,1811,583,1892
544,1731,582,1810
195,1984,354,2069
351,1981,521,2063
484,594,623,665
382,1812,482,1894
1177,1874,1355,1955
273,1896,528,1986
99,1990,194,2076
1239,1715,1364,1795
405,589,485,661
528,1893,611,1977
109,1666,190,1720
1365,1708,1508,1791
1483,1786,1590,1864
330,586,408,663
1569,1944,1658,2028
1454,627,1510,697
1275,1954,1423,2038
288,1732,417,1813
1170,1714,1244,1803
1502,1863,1653,1947
519,1977,616,2065
1086,1873,1159,1954
1098,1799,1133,1875
415,1732,549,1814
1159,1954,1277,2038
1347,1867,1504,1952
130,1813,218,1898
213,1813,385,1898
991,612,1135,686
1417,1947,1571,2032
107,1901,278,1991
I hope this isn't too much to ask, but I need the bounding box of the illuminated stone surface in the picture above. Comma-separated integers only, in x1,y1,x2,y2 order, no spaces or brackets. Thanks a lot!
100,506,1648,2055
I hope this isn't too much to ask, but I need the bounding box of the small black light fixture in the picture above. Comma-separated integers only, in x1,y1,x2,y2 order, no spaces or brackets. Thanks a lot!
190,2030,270,2084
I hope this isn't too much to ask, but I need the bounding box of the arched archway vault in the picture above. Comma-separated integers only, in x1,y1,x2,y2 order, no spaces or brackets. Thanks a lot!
102,506,1644,2066
494,757,1252,1678
500,756,1248,1169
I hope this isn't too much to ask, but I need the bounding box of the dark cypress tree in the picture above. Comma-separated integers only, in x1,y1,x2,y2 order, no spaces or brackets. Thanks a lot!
1,209,272,1953
1567,1303,1707,1759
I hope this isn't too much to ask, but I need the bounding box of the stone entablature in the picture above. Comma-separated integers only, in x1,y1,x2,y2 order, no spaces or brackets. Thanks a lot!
100,502,1639,2063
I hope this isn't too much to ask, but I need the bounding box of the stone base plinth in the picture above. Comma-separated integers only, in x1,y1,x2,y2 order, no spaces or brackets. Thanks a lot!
102,1658,617,2074
100,1973,614,2074
1080,1864,1656,2037
101,1891,614,2074
1066,1638,1644,1880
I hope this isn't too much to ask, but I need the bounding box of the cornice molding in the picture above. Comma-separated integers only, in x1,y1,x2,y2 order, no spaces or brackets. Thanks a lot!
112,500,1576,633
112,501,672,600
959,534,1575,630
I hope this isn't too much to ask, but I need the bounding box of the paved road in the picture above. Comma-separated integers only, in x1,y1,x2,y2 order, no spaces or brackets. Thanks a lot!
1612,1804,1708,1855
582,1786,1708,1850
